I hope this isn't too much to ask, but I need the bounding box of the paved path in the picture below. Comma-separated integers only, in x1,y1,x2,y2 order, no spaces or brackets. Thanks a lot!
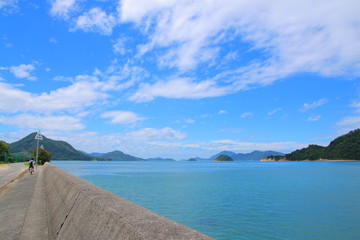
0,165,48,240
0,163,27,189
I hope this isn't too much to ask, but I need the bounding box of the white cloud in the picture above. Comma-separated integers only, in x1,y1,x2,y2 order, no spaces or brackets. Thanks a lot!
185,118,195,124
351,101,360,113
56,127,187,158
301,98,328,112
0,0,18,14
113,37,127,55
125,127,186,141
218,110,227,114
49,37,57,43
119,0,360,98
9,64,37,80
73,7,117,35
101,111,146,124
308,115,321,122
130,77,230,102
268,108,282,116
50,0,76,19
0,114,84,130
0,77,108,113
336,99,360,132
200,139,304,152
337,116,360,129
241,112,253,118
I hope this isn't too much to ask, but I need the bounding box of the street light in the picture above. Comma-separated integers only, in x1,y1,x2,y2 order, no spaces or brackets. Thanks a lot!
34,131,43,167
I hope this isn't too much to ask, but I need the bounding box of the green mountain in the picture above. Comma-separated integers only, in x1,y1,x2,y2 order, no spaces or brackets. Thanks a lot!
101,150,144,161
265,129,360,161
9,132,94,160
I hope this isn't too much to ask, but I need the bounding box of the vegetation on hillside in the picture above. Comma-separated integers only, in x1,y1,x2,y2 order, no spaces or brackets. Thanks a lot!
264,129,360,161
214,154,234,161
101,150,144,161
9,132,94,160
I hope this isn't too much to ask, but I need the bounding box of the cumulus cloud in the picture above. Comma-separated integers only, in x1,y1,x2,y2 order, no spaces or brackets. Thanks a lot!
73,7,117,35
101,111,146,124
9,64,37,80
0,0,18,14
113,37,127,55
50,0,76,19
0,77,108,113
118,0,360,99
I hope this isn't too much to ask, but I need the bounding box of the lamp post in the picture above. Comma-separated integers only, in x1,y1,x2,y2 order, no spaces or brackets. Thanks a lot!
34,131,43,167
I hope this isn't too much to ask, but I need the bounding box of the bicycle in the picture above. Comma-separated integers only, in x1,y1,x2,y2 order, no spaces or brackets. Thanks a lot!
29,166,34,175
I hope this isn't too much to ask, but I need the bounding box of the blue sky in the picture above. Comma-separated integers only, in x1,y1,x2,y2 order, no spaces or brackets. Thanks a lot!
0,0,359,159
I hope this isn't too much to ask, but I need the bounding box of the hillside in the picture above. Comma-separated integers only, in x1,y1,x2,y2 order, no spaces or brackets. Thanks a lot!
101,150,144,161
204,150,284,161
264,129,360,161
9,132,94,160
214,154,234,162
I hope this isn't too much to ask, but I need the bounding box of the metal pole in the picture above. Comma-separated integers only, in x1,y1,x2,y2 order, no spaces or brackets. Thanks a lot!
36,137,39,168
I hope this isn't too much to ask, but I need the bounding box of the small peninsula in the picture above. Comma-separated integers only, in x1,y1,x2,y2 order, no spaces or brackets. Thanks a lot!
262,129,360,161
214,154,234,162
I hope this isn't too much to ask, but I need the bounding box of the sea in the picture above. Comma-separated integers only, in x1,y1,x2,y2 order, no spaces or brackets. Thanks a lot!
52,160,360,240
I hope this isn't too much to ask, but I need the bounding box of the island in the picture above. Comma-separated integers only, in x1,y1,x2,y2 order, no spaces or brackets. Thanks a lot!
214,154,234,162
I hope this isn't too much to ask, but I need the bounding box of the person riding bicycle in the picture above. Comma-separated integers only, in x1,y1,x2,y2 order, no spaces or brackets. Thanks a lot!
29,158,35,173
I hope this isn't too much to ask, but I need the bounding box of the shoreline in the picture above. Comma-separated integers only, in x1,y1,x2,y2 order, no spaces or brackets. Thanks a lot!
261,159,359,162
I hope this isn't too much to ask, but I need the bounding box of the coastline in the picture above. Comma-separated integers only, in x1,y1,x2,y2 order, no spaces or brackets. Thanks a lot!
261,159,359,162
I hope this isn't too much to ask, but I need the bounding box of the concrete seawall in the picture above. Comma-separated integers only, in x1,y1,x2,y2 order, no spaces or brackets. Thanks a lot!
43,163,212,240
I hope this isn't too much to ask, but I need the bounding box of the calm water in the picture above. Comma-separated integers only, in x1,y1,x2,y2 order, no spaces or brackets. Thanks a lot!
53,160,360,240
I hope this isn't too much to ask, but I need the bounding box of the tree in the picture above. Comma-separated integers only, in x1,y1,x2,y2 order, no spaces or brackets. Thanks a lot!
32,148,52,165
0,141,9,153
0,141,9,162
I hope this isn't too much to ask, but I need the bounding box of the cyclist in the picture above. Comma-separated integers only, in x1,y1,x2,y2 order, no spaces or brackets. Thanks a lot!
29,158,35,174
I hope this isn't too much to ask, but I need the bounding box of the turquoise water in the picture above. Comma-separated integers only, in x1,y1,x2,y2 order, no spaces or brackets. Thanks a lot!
53,160,360,240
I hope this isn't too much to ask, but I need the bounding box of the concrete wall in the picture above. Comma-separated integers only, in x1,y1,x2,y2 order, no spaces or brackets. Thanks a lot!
43,163,213,240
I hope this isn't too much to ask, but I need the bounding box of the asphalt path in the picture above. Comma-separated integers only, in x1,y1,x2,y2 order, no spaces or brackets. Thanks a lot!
0,163,27,189
0,164,48,240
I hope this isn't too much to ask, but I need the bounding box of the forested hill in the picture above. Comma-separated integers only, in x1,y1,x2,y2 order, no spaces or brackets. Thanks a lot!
101,150,144,161
265,129,360,161
9,132,94,160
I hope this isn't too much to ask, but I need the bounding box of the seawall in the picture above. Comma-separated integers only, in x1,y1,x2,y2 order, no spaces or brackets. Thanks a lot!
43,163,212,240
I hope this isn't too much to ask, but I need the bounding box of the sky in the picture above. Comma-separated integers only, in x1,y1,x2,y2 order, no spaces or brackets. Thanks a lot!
0,0,360,160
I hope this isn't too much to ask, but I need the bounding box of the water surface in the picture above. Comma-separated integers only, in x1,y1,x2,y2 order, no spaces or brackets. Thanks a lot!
53,160,360,240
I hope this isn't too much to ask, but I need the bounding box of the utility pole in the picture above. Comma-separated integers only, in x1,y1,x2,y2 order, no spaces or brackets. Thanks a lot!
34,131,43,168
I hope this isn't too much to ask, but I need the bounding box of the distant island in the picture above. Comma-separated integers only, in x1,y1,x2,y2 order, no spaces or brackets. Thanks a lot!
214,154,234,162
194,150,284,161
3,132,286,161
262,129,360,161
6,129,359,162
